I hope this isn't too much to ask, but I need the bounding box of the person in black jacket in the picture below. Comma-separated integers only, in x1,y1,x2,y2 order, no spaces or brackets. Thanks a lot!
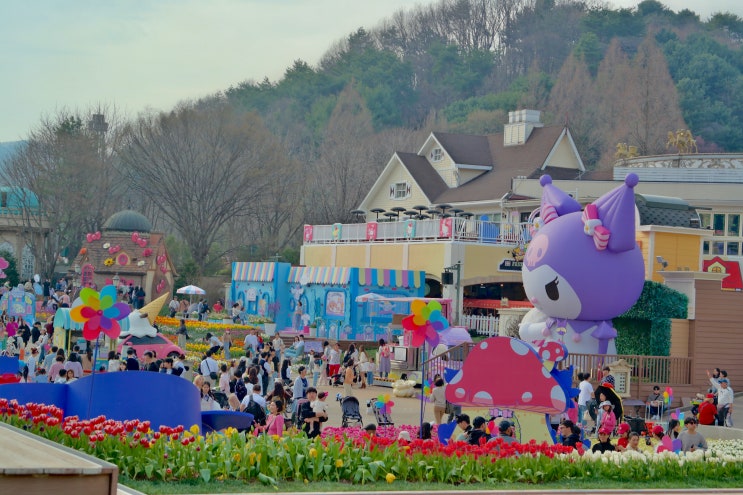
560,420,581,448
468,416,491,445
591,427,616,453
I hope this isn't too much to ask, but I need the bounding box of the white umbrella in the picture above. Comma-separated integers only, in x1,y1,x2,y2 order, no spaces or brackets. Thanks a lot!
176,285,206,295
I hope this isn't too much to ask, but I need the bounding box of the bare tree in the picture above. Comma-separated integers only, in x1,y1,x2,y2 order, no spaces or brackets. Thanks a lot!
0,107,125,278
120,102,283,272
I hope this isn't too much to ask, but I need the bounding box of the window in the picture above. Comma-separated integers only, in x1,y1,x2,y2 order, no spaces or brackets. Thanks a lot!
713,241,725,255
430,148,443,162
699,213,711,230
728,214,740,237
390,181,410,200
703,241,710,255
727,242,740,256
713,214,725,236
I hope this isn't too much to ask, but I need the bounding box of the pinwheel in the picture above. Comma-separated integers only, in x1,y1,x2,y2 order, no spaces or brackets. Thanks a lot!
70,285,131,340
375,394,395,415
663,387,673,406
401,299,449,348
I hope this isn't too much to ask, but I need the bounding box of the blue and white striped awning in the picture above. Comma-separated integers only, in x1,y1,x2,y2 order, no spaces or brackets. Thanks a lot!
232,262,276,282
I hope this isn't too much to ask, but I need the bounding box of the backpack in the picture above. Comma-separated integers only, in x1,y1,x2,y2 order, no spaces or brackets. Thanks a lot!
234,379,248,402
380,345,391,358
244,395,266,426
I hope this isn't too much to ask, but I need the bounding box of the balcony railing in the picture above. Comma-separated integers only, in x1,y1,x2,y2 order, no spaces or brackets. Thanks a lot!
566,353,693,387
304,218,533,246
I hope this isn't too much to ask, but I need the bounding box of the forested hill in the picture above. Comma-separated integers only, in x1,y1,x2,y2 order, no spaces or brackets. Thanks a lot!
224,0,743,169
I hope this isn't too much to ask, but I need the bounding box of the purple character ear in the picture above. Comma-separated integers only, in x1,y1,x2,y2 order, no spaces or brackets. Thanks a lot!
539,175,581,225
591,173,639,253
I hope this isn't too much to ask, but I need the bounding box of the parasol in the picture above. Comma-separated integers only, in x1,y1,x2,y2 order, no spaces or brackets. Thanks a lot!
596,384,623,420
176,285,206,295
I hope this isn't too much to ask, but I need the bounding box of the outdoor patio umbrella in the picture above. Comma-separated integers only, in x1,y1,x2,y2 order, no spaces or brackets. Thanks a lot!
176,285,206,295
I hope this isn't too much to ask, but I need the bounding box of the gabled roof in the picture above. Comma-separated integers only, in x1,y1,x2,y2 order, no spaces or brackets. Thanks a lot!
397,152,449,201
429,132,492,166
433,126,565,204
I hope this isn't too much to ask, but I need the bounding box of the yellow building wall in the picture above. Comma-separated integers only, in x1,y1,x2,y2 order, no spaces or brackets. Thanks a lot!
462,245,524,284
546,134,581,169
408,244,446,278
369,245,405,269
365,158,436,212
652,233,701,283
636,232,651,279
302,245,333,267
335,245,367,268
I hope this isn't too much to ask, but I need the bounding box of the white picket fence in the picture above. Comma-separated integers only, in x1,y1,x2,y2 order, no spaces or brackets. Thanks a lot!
460,315,499,336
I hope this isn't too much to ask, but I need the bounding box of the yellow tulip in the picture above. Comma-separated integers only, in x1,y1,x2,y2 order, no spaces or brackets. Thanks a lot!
386,473,396,483
189,424,200,435
335,459,344,468
309,448,318,458
233,453,241,462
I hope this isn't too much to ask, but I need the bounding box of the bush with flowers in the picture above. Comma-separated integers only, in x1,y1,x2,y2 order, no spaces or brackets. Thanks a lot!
2,399,743,487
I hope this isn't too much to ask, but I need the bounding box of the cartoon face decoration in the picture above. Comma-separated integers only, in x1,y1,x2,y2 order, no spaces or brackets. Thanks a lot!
521,174,645,342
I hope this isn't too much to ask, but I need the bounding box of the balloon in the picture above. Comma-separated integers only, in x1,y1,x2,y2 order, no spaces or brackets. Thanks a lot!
94,231,101,240
131,232,139,242
138,238,147,247
86,233,93,243
143,248,153,257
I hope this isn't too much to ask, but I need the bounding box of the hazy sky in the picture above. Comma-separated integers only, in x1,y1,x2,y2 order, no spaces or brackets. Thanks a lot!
1,0,740,142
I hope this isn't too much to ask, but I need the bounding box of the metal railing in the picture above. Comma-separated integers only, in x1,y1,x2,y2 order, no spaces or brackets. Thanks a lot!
565,353,693,386
305,218,532,246
460,314,499,336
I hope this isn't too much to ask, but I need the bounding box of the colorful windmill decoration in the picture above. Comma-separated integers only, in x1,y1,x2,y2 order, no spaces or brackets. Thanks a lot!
375,394,395,415
402,299,449,348
70,285,131,340
663,387,673,406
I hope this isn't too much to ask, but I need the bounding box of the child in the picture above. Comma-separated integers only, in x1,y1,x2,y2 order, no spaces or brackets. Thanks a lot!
309,391,329,437
310,352,323,388
365,353,375,386
615,422,631,451
598,401,616,435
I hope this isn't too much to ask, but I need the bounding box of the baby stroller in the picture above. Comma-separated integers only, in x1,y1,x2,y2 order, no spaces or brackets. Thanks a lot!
337,395,363,427
367,399,394,426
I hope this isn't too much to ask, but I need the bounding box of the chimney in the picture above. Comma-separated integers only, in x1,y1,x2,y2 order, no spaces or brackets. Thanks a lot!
503,109,543,146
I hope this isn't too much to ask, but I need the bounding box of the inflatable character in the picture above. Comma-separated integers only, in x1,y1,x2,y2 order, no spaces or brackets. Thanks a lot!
519,174,644,355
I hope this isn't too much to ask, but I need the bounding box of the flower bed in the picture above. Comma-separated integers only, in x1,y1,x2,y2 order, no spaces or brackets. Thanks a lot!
2,399,743,486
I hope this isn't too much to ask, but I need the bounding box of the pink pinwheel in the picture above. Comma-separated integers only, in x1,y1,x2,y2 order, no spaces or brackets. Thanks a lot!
402,299,450,348
70,285,130,340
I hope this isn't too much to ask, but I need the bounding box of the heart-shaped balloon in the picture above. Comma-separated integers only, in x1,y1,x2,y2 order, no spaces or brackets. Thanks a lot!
131,232,139,242
160,264,167,274
94,231,101,240
138,238,147,247
86,233,93,243
157,255,166,264
143,248,153,257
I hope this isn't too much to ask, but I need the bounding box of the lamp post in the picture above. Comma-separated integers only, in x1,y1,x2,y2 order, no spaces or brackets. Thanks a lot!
112,273,120,299
442,261,461,325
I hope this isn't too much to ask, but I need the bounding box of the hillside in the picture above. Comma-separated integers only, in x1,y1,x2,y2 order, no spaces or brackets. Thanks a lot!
224,0,743,168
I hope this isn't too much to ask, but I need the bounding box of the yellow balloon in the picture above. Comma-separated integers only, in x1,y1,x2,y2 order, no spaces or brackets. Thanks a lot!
411,299,426,315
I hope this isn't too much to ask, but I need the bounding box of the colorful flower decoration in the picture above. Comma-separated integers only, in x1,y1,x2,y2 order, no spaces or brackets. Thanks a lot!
70,285,131,340
137,260,146,267
0,256,8,279
103,243,111,249
401,299,449,348
104,258,115,266
117,253,130,266
374,394,394,415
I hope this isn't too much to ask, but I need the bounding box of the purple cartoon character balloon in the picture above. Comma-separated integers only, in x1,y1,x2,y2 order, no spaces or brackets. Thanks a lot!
519,174,645,355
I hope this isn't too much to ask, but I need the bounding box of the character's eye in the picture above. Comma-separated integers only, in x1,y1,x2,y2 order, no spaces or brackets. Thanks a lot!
545,276,560,301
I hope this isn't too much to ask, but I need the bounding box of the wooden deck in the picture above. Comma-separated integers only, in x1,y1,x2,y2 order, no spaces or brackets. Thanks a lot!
0,422,119,495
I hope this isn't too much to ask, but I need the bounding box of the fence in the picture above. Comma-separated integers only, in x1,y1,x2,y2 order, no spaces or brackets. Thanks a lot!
460,314,498,336
565,353,693,388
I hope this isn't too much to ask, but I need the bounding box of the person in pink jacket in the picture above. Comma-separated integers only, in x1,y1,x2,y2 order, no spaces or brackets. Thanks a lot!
598,400,617,434
261,400,285,437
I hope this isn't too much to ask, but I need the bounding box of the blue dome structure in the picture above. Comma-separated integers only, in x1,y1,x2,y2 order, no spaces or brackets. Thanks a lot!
102,209,153,233
0,186,40,212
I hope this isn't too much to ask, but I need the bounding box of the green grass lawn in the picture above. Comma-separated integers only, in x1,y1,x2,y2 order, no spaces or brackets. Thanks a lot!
122,476,743,494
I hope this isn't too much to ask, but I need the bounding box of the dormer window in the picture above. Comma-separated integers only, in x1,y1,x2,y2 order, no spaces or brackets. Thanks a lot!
430,148,443,162
389,181,411,200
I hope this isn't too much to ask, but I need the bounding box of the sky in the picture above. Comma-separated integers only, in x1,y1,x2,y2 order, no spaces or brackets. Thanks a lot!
1,0,741,142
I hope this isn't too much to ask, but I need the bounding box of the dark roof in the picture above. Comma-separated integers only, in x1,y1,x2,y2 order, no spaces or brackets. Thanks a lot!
433,126,566,204
635,194,695,227
431,132,492,166
397,152,449,202
103,210,153,233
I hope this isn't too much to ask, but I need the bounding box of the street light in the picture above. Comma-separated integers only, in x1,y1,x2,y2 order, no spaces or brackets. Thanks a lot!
112,273,120,289
442,261,462,325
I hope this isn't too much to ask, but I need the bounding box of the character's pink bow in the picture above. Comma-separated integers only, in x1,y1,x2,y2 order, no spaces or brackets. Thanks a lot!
582,204,610,250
